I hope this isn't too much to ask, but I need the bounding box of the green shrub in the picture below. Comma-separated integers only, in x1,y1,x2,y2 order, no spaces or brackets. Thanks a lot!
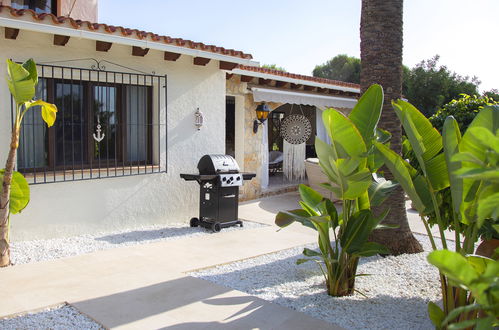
430,94,498,133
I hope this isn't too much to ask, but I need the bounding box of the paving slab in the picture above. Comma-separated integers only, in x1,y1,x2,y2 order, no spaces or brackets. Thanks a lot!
72,276,336,330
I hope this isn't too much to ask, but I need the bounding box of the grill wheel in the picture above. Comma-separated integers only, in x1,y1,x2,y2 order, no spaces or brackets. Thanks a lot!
211,222,222,233
190,217,200,227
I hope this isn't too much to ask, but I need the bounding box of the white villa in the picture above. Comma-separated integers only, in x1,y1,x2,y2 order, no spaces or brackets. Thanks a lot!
0,0,360,240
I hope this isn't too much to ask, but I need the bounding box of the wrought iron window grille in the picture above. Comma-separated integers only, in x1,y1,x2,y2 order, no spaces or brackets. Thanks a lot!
12,60,168,184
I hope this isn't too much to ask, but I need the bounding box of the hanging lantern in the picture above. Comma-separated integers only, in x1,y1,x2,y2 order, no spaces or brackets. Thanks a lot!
253,102,271,133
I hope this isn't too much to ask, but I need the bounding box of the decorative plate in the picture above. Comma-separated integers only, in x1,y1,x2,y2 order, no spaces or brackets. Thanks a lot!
280,114,312,144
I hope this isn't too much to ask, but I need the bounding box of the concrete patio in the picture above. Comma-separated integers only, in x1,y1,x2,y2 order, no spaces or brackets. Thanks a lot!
0,191,442,329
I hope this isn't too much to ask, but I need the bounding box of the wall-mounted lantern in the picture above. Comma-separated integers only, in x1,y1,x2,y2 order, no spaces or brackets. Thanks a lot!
253,102,271,133
195,108,204,130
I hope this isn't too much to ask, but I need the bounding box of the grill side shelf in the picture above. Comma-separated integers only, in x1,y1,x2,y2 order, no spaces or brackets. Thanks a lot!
180,173,218,183
241,173,256,180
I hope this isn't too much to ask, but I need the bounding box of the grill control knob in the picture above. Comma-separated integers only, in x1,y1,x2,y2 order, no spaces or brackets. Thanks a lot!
222,177,226,182
236,176,240,181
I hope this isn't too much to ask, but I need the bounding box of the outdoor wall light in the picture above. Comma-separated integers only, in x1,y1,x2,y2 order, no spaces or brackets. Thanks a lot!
253,102,271,133
195,108,204,130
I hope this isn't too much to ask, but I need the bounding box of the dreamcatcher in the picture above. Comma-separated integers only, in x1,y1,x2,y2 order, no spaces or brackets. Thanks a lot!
280,114,312,144
280,105,310,181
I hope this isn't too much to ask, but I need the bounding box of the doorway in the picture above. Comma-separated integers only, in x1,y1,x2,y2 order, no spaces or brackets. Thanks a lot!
225,96,235,158
266,104,317,190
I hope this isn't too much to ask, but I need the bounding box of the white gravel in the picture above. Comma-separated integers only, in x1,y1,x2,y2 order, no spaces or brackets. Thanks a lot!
11,221,266,265
0,304,103,330
190,234,455,330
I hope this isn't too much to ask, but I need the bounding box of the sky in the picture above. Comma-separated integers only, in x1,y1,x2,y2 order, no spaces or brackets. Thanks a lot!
99,0,499,92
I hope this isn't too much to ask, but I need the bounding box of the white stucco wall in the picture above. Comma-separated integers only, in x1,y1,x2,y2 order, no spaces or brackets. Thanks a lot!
0,29,226,241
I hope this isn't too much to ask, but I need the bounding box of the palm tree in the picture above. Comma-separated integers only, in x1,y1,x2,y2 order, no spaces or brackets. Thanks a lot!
360,0,423,254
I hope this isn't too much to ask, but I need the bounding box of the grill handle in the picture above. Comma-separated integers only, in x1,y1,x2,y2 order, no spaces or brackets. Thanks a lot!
223,194,236,198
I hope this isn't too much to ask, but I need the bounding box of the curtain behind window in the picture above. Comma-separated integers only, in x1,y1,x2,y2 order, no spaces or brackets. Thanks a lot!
18,80,47,169
11,0,52,14
125,86,148,162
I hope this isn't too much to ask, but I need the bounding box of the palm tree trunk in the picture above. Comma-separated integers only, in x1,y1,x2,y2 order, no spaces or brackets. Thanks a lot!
0,128,19,267
360,0,423,254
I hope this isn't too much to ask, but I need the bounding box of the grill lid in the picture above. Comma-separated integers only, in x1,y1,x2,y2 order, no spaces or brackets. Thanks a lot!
197,154,240,174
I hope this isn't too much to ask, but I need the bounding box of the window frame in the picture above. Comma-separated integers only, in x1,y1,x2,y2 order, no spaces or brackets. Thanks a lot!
14,63,167,184
10,0,57,15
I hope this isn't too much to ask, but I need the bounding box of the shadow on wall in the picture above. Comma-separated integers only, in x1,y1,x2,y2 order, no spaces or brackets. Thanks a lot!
168,111,198,150
100,174,169,224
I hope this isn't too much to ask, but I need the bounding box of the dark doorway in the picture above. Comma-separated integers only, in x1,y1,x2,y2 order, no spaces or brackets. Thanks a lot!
225,96,235,157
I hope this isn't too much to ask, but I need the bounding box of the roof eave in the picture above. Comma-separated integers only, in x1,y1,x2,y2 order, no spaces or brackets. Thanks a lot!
0,17,260,66
231,68,360,93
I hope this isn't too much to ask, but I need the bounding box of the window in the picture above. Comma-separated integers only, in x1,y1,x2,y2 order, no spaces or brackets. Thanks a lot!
10,0,57,15
15,64,167,184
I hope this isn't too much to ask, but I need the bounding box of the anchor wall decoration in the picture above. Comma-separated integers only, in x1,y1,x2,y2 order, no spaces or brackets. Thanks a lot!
93,116,105,142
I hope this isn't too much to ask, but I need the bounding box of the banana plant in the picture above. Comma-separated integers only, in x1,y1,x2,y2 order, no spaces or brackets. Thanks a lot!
276,184,389,296
427,249,499,329
0,59,57,267
275,85,395,296
374,101,498,327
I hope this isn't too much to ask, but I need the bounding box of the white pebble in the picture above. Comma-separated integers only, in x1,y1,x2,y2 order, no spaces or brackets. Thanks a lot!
0,304,103,330
190,234,455,330
11,221,265,265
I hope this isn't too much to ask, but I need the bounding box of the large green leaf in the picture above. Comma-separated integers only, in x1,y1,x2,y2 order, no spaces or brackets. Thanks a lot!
457,168,499,182
298,184,323,212
374,142,427,214
342,167,372,200
424,153,450,191
459,106,499,224
465,127,499,154
309,216,332,257
299,201,319,217
412,174,435,214
341,210,380,254
392,99,443,162
317,198,338,227
354,241,389,257
348,84,383,150
394,100,449,193
6,59,36,104
427,250,479,288
442,116,463,216
368,174,398,207
459,107,499,167
25,100,57,127
322,109,367,163
329,157,372,200
0,170,30,214
428,301,445,328
466,255,493,275
275,209,313,229
337,158,360,177
476,192,499,224
22,58,38,86
302,247,322,257
315,137,336,182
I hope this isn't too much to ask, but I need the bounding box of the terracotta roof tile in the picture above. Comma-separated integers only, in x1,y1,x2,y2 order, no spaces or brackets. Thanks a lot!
237,65,360,90
0,5,253,60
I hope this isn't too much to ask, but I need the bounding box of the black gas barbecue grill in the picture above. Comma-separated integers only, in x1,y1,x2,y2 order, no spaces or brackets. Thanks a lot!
180,154,256,232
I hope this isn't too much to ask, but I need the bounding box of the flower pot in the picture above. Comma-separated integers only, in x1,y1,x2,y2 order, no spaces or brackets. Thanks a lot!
475,238,499,260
